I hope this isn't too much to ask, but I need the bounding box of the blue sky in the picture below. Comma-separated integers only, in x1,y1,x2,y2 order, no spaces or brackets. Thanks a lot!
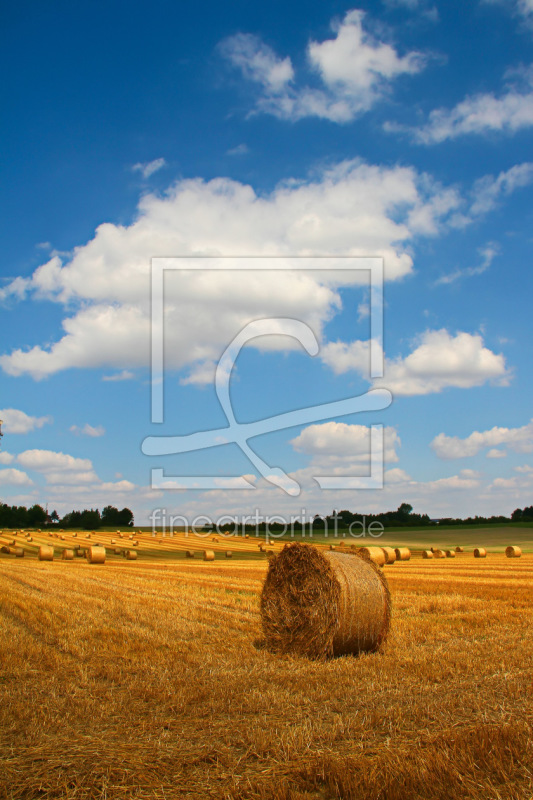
1,0,533,524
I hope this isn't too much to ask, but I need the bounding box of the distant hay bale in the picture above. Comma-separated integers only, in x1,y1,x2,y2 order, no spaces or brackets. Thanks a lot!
474,548,487,558
506,545,522,558
245,534,250,539
126,550,137,560
12,547,24,557
0,545,10,554
85,534,91,539
186,550,195,558
445,550,456,558
26,536,33,542
75,548,85,557
8,540,16,546
225,551,233,558
203,550,215,561
394,547,411,561
212,537,219,542
113,548,121,555
60,535,65,540
119,533,123,538
455,546,463,553
133,540,139,546
329,545,336,551
62,549,74,560
38,546,54,562
433,549,446,558
111,539,116,544
422,550,433,559
338,541,345,547
87,546,106,564
358,546,386,567
260,543,391,659
381,547,397,564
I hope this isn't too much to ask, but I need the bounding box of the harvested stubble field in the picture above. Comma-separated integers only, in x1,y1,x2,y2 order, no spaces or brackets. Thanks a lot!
0,551,532,800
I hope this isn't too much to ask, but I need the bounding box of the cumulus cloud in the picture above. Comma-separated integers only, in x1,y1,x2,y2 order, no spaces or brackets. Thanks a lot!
486,448,507,458
0,159,463,380
0,452,15,464
221,10,425,122
396,68,533,143
102,370,135,382
322,329,509,396
0,468,33,486
0,408,53,434
16,449,99,485
70,423,106,437
132,158,166,179
431,419,533,459
290,422,401,463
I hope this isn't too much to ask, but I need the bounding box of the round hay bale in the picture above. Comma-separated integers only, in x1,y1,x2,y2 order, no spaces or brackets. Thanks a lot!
75,548,85,557
85,534,91,539
126,550,137,560
394,547,411,561
338,541,345,547
87,546,106,564
38,545,54,562
474,548,487,558
133,540,139,546
60,535,65,540
358,546,386,567
329,545,336,550
212,537,219,542
185,550,195,558
26,536,33,542
261,543,391,659
119,533,123,538
8,540,16,546
455,546,463,553
113,548,121,555
225,551,233,558
111,539,116,544
381,547,397,564
62,549,74,560
203,550,215,561
72,532,77,538
13,547,24,558
245,534,250,539
506,545,522,558
0,545,10,554
445,550,456,558
433,549,446,558
422,550,433,559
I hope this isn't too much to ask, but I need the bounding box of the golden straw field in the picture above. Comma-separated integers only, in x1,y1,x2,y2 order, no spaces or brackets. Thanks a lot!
0,531,532,799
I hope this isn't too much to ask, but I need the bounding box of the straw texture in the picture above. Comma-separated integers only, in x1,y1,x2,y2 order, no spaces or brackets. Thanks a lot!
260,543,391,659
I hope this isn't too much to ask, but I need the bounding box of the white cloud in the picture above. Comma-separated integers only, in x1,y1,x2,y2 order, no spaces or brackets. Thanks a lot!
0,451,15,464
400,69,533,143
434,242,499,286
290,422,401,463
514,464,533,472
431,418,533,459
0,408,53,434
384,467,412,483
322,329,509,396
221,10,425,122
0,160,461,380
70,423,106,437
226,143,250,156
102,370,135,382
486,448,507,458
16,449,99,485
0,468,33,486
132,158,166,179
470,163,533,216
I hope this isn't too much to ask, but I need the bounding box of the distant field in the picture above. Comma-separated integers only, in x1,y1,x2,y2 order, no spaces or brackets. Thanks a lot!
0,543,532,799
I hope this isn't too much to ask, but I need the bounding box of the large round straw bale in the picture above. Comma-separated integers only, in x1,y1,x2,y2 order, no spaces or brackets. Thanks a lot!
455,546,463,553
381,547,397,564
261,544,391,659
126,550,137,560
38,545,54,562
358,546,386,567
186,550,195,558
433,549,446,558
422,550,433,558
506,545,522,558
13,547,24,557
62,549,74,560
474,547,487,558
87,546,106,564
113,548,121,555
394,547,411,561
0,545,10,554
445,550,456,558
203,550,215,561
225,551,233,558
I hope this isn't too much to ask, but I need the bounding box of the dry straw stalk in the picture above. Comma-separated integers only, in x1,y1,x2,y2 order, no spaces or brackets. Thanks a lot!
260,543,391,659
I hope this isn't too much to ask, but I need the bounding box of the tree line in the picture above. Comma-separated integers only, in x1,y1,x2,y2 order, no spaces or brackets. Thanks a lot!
0,503,134,529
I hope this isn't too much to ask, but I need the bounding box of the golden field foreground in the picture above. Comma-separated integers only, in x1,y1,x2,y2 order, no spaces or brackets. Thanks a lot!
0,544,532,799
